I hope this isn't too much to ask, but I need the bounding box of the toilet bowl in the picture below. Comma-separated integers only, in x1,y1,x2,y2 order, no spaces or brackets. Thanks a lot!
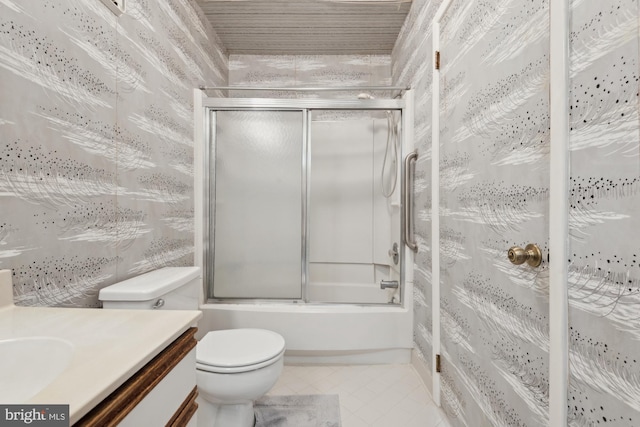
195,329,285,427
98,267,286,427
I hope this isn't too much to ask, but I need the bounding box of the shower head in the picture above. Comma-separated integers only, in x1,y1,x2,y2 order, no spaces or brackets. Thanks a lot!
357,93,375,100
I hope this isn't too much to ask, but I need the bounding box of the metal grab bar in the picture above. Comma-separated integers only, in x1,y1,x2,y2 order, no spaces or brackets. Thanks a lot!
403,150,418,252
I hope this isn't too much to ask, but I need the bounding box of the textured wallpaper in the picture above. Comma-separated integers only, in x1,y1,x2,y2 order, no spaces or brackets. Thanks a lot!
437,1,550,425
229,54,390,101
567,0,640,425
395,0,640,426
392,0,444,377
0,0,227,307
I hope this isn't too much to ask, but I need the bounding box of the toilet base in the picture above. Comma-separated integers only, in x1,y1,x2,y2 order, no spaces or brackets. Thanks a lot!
196,396,255,427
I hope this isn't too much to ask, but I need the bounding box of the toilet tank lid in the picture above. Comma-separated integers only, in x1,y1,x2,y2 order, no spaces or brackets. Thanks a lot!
99,267,201,301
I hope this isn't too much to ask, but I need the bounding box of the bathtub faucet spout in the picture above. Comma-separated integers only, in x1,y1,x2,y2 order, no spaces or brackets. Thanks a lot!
380,280,399,290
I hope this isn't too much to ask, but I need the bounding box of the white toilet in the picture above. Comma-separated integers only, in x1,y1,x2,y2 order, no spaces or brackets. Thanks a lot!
99,267,285,427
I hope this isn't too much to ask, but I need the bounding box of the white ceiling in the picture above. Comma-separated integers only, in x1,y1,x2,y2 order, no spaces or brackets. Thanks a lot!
196,0,412,55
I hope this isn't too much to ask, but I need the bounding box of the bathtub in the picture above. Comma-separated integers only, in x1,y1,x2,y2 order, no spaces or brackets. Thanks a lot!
306,281,399,304
198,282,413,364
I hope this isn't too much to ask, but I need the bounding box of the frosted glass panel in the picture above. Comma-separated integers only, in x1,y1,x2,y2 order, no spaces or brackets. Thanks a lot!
213,111,303,299
309,120,373,264
308,114,400,304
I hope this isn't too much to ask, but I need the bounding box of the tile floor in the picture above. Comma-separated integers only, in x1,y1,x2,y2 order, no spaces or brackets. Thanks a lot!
267,364,450,427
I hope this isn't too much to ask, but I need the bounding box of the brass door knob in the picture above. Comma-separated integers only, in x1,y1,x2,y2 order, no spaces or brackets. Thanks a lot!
507,243,542,267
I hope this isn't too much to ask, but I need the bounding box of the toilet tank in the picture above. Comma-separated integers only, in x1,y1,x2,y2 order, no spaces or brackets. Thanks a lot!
99,267,201,310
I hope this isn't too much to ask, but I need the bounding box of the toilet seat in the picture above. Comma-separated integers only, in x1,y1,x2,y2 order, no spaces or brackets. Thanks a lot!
196,348,285,374
196,329,285,374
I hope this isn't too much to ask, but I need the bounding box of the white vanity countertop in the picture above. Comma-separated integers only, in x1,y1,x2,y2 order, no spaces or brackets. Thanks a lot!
0,305,202,424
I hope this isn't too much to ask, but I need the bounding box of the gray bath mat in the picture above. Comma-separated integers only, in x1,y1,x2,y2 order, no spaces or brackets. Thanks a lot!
255,394,341,427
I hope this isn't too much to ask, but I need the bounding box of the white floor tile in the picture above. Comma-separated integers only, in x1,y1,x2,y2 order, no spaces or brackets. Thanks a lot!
340,412,370,427
267,363,445,427
339,392,367,413
353,401,386,425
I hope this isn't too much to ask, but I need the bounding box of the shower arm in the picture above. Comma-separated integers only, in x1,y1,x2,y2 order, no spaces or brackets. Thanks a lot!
403,150,418,252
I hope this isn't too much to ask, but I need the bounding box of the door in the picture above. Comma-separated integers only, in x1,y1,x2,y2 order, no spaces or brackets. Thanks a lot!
435,1,551,425
210,110,304,299
307,111,403,304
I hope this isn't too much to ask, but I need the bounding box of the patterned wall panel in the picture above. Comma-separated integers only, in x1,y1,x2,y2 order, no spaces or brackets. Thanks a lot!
394,0,552,425
0,0,227,307
568,0,640,425
391,0,444,376
394,0,640,425
228,54,391,103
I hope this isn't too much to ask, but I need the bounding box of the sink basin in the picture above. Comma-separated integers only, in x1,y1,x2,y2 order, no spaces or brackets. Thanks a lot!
0,337,74,402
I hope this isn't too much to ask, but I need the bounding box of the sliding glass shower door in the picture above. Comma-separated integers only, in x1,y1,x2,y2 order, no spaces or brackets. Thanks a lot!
211,110,304,299
205,99,408,305
307,112,402,304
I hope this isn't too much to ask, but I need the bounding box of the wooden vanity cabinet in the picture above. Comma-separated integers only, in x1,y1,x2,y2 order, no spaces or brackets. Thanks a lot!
76,327,198,427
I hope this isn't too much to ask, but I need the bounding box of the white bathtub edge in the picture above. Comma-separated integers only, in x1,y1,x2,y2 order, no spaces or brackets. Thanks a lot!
200,303,408,313
285,348,411,365
198,302,413,354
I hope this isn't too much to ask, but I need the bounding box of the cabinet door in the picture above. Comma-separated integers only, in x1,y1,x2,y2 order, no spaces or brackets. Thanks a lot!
119,349,196,427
